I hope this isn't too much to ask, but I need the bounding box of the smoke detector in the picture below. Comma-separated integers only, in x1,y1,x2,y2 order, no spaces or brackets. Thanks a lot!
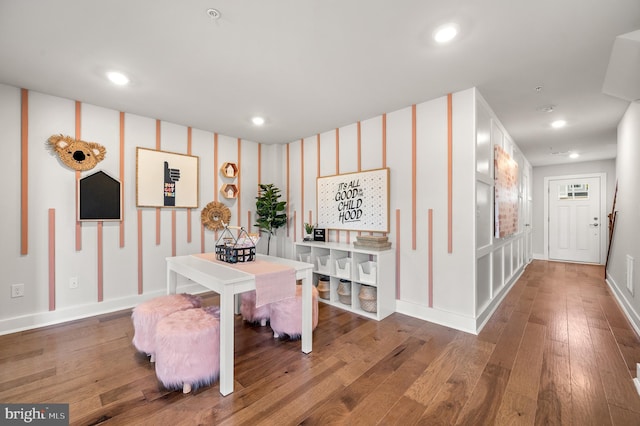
206,8,221,20
536,104,555,113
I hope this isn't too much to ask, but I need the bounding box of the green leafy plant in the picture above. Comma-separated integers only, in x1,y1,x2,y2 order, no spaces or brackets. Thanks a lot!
304,222,315,235
255,183,287,255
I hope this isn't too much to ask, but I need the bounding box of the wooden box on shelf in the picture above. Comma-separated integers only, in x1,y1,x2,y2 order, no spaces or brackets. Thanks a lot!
220,162,238,178
293,240,395,321
220,184,238,199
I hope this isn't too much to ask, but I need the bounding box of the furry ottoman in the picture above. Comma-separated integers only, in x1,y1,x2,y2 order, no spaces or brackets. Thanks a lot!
270,285,319,339
240,290,271,326
155,306,221,394
131,293,202,361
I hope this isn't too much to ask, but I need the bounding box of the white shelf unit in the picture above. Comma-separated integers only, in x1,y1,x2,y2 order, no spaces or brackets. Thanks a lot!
294,241,396,320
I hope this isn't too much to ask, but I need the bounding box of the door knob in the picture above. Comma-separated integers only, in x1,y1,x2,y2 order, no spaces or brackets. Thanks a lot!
592,223,599,227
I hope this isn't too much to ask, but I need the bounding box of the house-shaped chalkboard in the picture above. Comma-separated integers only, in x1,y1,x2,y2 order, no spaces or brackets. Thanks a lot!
78,170,122,221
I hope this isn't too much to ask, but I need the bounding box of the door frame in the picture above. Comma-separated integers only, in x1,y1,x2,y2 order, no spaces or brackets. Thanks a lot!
543,172,607,264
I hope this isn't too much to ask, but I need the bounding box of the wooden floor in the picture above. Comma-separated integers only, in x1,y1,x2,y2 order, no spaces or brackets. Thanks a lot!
2,260,640,425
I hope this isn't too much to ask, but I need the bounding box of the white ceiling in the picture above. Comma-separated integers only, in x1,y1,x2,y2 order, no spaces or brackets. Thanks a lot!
1,1,638,166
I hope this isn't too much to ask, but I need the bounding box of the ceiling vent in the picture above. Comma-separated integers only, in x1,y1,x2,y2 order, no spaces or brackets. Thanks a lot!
603,29,640,102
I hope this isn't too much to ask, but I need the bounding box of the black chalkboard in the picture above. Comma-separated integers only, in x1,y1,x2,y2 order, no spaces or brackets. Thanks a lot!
78,171,122,221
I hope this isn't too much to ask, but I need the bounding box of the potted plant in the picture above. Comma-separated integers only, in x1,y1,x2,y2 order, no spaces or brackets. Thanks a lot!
304,223,315,241
254,183,287,255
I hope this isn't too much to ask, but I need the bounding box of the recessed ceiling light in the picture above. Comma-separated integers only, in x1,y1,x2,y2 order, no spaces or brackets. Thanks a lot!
252,116,265,126
569,153,580,159
433,23,459,43
551,119,567,129
106,71,129,85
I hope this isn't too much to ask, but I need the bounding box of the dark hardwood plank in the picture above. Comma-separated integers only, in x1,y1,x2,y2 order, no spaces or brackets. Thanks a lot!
1,261,639,425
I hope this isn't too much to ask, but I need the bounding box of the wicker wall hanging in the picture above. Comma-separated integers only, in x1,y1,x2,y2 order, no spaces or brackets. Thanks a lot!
48,134,106,171
201,201,232,231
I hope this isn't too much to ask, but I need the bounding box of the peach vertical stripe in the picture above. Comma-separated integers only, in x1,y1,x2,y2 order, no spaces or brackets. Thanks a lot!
395,209,401,299
247,211,252,233
382,113,388,237
316,134,320,215
293,210,297,242
97,222,103,302
119,112,125,247
286,143,290,238
48,208,55,311
214,133,219,201
308,211,312,229
75,101,82,251
428,209,433,307
335,128,340,243
20,89,28,255
258,143,262,185
137,209,143,294
447,94,453,253
201,224,205,253
412,104,417,250
171,210,176,257
237,138,242,229
300,139,304,237
186,127,192,243
214,133,219,240
335,128,340,173
382,113,387,168
357,121,363,239
156,120,161,245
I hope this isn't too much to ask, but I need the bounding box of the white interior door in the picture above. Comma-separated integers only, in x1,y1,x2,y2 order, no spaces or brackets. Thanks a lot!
548,177,601,263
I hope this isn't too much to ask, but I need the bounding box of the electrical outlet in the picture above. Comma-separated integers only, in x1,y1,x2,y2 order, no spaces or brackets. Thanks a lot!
69,277,78,289
11,283,24,298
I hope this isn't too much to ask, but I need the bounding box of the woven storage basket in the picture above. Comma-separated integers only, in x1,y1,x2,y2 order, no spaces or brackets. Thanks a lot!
337,280,351,305
317,276,330,300
358,285,377,313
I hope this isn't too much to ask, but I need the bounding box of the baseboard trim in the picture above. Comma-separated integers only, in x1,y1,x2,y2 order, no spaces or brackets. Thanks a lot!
605,273,640,337
0,282,207,336
395,300,477,334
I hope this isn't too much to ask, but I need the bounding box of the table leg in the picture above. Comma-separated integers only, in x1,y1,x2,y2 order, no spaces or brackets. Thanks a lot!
219,288,235,395
301,268,313,354
167,268,177,294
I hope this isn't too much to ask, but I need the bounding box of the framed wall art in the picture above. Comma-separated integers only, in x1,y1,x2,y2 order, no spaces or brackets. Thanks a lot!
494,145,519,238
136,147,199,208
317,168,390,233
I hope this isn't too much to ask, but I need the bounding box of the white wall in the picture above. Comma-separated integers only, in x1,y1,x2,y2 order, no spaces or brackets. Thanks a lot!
0,83,532,335
279,88,526,333
607,102,640,333
531,159,616,259
0,84,276,334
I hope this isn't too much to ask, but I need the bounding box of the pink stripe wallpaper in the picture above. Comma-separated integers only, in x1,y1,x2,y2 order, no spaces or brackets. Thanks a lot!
21,89,28,255
48,208,55,310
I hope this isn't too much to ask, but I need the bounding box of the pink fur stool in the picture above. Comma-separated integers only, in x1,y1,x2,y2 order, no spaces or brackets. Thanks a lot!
154,306,221,394
270,285,319,339
131,293,202,362
240,290,271,326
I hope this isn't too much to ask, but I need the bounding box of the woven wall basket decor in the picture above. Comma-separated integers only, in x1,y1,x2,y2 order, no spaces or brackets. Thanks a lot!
201,201,231,231
48,134,106,171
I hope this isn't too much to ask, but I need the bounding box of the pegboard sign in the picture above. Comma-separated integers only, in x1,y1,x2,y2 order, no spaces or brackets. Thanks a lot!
317,168,390,232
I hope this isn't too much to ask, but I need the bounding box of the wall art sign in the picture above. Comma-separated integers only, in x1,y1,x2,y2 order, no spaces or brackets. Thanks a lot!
136,147,199,208
494,145,519,238
317,168,389,232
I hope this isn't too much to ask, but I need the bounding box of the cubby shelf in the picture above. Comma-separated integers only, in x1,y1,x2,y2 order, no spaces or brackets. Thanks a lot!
294,241,396,321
